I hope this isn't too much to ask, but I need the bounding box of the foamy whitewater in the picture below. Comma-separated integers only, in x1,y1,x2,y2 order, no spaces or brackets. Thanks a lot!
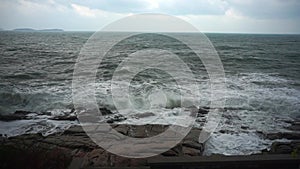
0,32,299,155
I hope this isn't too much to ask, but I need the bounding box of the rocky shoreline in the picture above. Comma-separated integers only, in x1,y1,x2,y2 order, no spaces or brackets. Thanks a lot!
262,117,300,155
0,124,203,169
0,109,299,169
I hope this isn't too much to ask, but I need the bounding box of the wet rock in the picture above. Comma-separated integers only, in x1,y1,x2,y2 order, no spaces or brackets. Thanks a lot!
106,119,114,123
265,132,300,140
269,141,300,154
39,111,52,116
112,125,130,135
275,145,292,154
241,125,249,130
127,125,150,138
0,110,69,121
99,107,113,115
182,146,201,156
0,110,34,121
133,112,155,118
82,149,110,166
0,114,25,121
287,121,300,131
182,141,203,151
14,110,35,115
219,130,226,134
106,114,127,123
113,124,169,138
69,108,75,114
49,115,77,121
110,154,131,167
162,149,179,156
198,107,209,115
222,113,241,121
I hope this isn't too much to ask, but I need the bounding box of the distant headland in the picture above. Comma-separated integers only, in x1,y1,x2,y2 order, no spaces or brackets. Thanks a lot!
12,28,64,32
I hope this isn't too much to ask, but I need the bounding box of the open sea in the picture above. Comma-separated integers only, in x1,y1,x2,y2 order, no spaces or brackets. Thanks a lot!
0,31,300,155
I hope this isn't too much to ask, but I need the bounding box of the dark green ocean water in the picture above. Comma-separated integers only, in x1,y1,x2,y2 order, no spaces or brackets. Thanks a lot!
0,31,299,155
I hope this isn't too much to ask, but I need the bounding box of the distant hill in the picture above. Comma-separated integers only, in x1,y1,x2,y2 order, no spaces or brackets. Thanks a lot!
13,28,64,32
39,29,64,32
13,28,36,32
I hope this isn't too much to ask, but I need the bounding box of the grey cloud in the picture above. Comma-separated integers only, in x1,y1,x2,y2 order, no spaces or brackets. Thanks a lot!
69,0,300,19
70,0,228,15
0,0,299,33
226,0,300,19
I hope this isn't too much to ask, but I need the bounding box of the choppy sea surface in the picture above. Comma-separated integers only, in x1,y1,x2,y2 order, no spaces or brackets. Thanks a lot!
0,31,299,155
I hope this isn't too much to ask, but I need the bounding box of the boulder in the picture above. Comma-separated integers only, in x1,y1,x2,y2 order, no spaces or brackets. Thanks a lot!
198,107,209,115
106,114,127,123
99,107,113,115
265,132,300,140
49,115,77,121
133,112,155,118
0,110,35,121
287,120,300,131
269,141,300,154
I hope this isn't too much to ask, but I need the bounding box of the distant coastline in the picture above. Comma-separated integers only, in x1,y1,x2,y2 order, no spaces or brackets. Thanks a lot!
0,28,299,35
12,28,64,32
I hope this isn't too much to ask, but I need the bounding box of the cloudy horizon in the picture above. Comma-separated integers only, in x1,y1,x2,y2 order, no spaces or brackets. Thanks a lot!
1,0,300,34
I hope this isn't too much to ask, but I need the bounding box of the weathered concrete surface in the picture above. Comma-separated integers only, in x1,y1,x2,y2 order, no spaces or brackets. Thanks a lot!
148,154,300,169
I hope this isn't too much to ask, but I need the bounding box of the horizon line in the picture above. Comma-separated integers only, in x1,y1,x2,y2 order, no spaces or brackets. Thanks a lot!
1,28,300,35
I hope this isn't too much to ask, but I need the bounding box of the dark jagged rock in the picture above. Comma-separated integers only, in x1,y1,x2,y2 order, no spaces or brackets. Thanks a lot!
266,119,300,140
219,129,235,134
39,111,52,116
269,141,300,154
0,114,25,121
0,110,34,121
0,110,75,121
266,132,300,140
265,118,300,155
133,112,155,118
49,115,77,121
287,121,300,131
99,107,113,115
241,125,249,130
198,107,209,115
106,114,127,123
14,110,35,115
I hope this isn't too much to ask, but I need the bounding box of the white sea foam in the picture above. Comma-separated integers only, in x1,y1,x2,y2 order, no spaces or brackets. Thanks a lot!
0,71,298,156
203,132,290,155
0,119,77,137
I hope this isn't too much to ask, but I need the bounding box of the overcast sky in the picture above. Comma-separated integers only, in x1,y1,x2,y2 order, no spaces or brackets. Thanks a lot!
0,0,300,33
